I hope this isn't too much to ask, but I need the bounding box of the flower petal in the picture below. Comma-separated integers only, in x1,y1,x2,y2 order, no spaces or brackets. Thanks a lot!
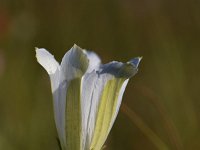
81,71,104,150
60,44,89,150
60,44,89,81
36,45,90,150
35,48,66,148
80,50,101,149
35,48,60,75
89,58,141,150
83,50,101,73
99,57,142,78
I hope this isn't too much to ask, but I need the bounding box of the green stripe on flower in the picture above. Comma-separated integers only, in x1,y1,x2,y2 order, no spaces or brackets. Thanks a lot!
66,79,82,150
90,78,126,150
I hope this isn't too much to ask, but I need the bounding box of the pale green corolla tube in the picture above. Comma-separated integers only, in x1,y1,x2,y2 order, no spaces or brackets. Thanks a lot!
36,44,141,150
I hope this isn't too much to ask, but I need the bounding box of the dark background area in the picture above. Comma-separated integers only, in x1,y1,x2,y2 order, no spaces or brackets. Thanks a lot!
0,0,200,149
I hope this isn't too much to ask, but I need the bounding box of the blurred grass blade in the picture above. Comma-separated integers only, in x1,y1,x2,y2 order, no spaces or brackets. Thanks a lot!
121,103,170,150
137,85,183,150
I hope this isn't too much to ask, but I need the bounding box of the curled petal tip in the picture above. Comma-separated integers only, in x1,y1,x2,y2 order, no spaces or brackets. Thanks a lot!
73,43,78,48
129,57,142,68
35,48,59,74
35,47,42,53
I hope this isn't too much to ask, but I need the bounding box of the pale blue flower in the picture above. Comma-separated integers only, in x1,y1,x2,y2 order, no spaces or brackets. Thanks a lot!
36,44,141,150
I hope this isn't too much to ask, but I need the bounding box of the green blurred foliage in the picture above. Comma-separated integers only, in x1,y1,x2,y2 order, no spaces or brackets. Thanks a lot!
0,0,200,149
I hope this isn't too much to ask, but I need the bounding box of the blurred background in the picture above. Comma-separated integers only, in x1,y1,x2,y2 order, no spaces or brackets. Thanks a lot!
0,0,200,149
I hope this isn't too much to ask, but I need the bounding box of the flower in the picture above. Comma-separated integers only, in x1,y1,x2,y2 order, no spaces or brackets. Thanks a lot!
36,44,141,150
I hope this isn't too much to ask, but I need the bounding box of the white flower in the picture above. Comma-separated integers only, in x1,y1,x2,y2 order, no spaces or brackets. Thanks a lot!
36,44,141,150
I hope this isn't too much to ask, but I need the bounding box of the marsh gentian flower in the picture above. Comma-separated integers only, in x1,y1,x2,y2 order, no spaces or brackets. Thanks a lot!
36,44,141,150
